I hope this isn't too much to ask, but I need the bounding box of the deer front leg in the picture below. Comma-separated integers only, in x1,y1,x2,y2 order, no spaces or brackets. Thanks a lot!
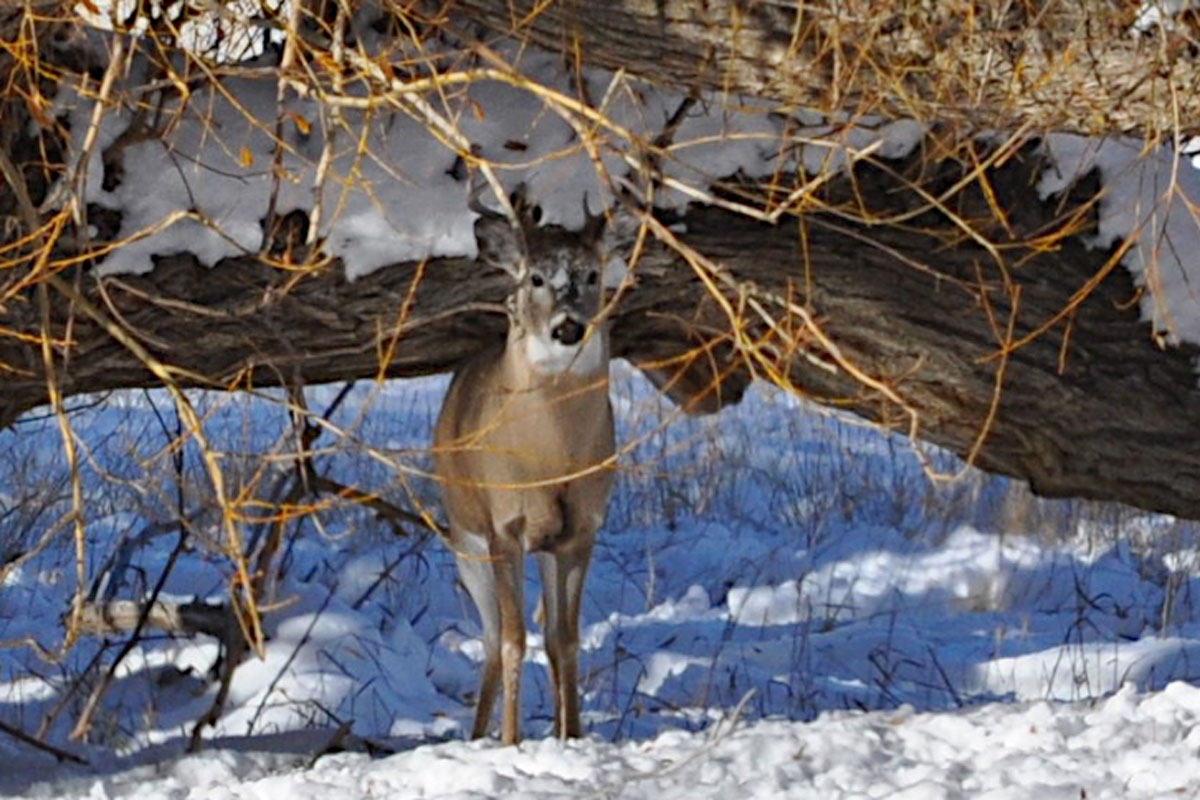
454,541,501,739
491,521,526,745
536,529,595,739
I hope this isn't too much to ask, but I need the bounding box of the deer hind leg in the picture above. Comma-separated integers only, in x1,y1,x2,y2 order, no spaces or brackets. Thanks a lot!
536,532,595,739
491,524,526,745
454,544,502,740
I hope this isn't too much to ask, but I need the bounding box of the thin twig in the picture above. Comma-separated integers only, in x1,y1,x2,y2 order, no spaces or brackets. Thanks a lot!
0,718,88,765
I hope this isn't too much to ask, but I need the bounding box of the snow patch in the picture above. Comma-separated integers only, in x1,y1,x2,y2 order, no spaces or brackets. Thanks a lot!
57,30,930,282
1040,135,1200,348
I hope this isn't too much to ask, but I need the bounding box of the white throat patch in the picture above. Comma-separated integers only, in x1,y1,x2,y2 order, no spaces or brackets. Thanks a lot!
523,326,606,376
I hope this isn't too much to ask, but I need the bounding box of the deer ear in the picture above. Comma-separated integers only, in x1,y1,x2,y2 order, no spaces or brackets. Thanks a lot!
474,213,525,277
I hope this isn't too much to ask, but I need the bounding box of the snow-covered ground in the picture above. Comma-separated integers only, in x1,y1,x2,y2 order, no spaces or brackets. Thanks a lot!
11,682,1200,799
2,365,1200,798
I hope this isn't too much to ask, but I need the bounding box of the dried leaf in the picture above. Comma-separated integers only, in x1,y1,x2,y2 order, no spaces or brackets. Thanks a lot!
288,112,311,136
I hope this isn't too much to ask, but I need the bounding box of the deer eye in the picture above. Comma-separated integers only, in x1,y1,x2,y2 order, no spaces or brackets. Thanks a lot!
530,274,545,288
586,270,598,285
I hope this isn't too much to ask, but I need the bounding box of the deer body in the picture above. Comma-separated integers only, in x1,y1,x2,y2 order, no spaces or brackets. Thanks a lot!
433,202,616,744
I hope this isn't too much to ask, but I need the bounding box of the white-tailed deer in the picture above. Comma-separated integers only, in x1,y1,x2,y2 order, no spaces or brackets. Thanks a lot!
433,192,617,744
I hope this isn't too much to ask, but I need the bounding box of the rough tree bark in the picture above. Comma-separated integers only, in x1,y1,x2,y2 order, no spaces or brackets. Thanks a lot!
0,247,747,423
450,0,1200,140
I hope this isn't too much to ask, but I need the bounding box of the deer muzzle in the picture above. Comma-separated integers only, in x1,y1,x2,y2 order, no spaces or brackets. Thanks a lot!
551,318,586,346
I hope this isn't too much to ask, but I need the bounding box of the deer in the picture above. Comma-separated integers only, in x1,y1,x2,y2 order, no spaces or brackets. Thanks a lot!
433,190,621,744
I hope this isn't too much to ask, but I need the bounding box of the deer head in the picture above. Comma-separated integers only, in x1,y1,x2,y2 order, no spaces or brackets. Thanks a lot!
471,189,616,375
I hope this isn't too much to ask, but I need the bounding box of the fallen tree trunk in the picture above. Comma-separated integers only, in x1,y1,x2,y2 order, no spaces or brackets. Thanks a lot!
0,247,747,423
691,153,1200,519
448,0,1200,140
3,143,1200,520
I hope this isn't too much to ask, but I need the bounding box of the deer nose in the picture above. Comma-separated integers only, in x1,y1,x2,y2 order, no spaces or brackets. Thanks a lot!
552,318,586,346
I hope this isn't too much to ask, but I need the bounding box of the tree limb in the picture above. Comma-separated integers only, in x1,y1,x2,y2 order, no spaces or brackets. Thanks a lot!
448,0,1200,141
